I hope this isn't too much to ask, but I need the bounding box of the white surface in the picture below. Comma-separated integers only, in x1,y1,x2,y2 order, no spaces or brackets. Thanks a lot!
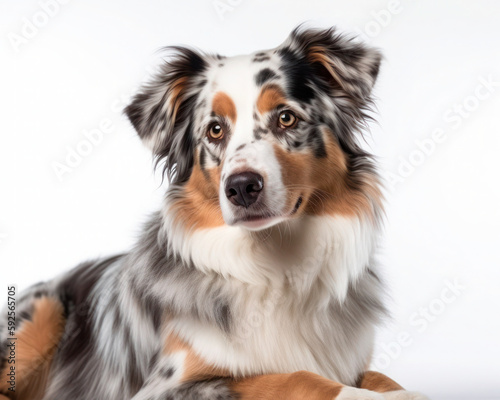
1,1,500,399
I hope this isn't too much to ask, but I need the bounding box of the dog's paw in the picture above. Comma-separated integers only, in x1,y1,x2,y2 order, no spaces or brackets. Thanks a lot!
383,390,430,400
336,387,385,399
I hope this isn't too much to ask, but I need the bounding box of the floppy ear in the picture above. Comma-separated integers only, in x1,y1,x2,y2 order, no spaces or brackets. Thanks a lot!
125,47,208,183
283,27,382,104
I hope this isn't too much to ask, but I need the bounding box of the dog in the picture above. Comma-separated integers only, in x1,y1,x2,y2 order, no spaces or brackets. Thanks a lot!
0,27,429,399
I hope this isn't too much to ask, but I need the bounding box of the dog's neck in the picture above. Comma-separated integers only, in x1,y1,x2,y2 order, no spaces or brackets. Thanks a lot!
160,204,380,303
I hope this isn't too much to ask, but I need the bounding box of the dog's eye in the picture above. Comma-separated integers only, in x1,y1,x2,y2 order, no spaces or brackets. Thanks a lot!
208,124,224,140
278,111,297,128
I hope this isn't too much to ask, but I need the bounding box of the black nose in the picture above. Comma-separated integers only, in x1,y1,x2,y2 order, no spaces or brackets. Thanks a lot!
225,172,264,208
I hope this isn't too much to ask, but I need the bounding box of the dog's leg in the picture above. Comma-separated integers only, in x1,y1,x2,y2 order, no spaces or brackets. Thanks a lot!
231,371,388,400
133,377,235,400
358,371,430,400
135,332,392,399
134,370,390,400
0,285,66,400
358,371,404,392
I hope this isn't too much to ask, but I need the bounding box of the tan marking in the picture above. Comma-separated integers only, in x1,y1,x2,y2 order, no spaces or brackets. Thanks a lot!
256,84,287,115
358,371,404,393
272,144,312,213
170,152,224,231
0,297,65,400
169,76,189,122
231,370,343,400
273,131,382,220
308,46,347,92
164,332,230,382
212,92,237,123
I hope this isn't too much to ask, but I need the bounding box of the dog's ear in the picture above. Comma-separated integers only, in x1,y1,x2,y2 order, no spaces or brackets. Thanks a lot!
283,27,382,104
125,47,207,183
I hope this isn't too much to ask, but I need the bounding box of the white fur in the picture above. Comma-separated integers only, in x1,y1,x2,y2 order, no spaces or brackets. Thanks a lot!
164,211,377,300
132,352,186,399
162,213,379,383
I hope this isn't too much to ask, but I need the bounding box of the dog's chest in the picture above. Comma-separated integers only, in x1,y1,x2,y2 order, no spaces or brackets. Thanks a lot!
167,287,375,385
160,216,382,384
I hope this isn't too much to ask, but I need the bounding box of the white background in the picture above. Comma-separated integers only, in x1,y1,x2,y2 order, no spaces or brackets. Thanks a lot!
1,1,500,399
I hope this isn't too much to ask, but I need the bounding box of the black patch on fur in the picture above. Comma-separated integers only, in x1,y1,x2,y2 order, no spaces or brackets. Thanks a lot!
131,280,163,333
255,68,277,86
161,366,175,379
214,300,231,333
307,127,327,158
199,146,212,181
235,144,246,151
196,78,208,89
253,127,268,140
201,143,221,166
18,310,32,321
277,47,316,103
170,379,235,400
148,352,159,374
199,146,207,171
253,52,270,63
56,257,121,362
253,55,271,63
33,291,48,299
122,310,143,391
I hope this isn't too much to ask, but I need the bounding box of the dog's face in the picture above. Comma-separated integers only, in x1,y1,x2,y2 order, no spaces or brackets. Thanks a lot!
126,28,382,232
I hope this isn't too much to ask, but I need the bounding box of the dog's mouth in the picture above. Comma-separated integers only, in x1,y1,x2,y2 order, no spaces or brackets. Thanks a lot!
234,196,303,230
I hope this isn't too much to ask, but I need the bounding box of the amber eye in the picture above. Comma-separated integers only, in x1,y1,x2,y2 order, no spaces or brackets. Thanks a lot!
278,111,297,128
208,123,224,140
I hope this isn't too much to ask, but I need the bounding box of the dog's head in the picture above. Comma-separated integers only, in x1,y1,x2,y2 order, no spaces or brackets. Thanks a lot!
126,27,382,233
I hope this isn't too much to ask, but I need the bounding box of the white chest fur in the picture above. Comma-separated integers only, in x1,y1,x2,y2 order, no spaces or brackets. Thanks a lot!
165,215,382,385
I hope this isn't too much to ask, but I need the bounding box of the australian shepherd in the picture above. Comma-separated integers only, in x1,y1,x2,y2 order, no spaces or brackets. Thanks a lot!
0,27,429,399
